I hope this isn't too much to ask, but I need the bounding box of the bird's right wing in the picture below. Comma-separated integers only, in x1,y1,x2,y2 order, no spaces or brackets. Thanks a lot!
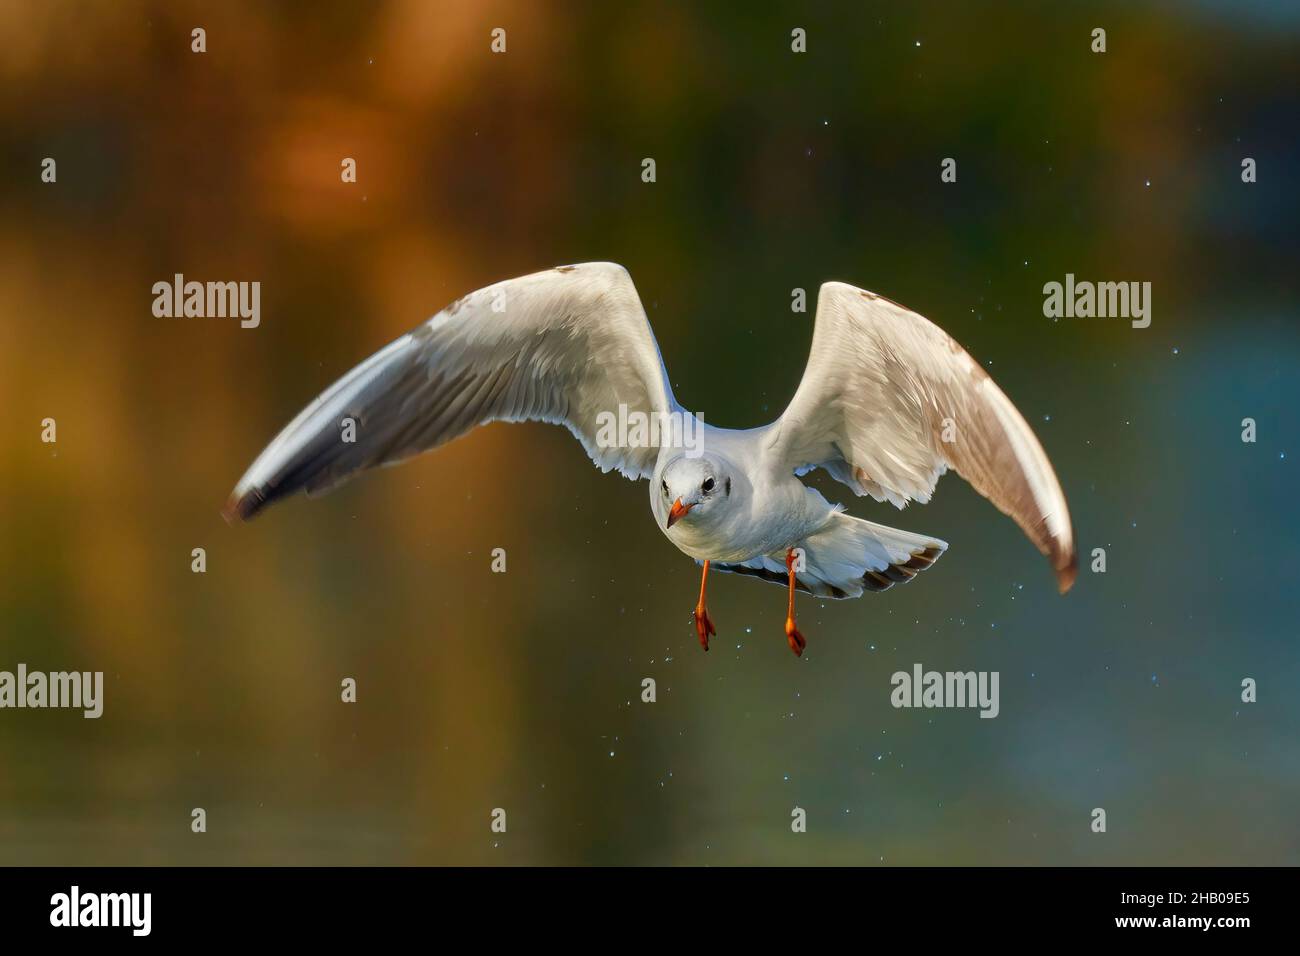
224,262,677,521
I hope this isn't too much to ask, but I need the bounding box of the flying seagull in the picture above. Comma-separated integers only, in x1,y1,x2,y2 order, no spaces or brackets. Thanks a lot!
224,263,1075,656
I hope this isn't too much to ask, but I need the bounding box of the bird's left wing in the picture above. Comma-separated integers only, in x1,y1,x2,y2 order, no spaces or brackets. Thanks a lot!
224,262,676,521
766,281,1076,592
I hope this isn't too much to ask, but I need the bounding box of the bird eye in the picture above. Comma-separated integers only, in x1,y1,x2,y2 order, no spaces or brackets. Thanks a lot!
662,479,669,495
702,477,715,492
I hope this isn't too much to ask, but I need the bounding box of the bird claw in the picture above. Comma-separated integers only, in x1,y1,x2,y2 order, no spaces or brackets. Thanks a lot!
785,618,806,657
694,605,716,651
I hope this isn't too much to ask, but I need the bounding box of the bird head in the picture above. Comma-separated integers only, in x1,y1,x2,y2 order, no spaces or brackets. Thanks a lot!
660,454,733,529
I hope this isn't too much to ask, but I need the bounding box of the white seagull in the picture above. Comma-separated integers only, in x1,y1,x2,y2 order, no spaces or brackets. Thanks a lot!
224,263,1075,656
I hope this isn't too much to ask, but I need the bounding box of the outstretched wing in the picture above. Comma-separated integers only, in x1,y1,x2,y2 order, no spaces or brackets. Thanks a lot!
767,282,1076,592
224,262,676,521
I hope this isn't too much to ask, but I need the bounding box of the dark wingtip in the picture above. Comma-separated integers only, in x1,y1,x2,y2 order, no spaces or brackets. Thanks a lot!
221,487,266,524
1054,550,1078,594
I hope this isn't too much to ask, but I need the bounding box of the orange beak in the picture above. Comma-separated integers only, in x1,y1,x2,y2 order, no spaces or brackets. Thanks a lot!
666,498,693,529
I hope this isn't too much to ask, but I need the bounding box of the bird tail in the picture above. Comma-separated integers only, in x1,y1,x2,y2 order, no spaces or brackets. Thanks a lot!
711,512,947,599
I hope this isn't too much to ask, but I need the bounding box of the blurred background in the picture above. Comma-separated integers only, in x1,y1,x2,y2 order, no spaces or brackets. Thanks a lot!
0,0,1297,865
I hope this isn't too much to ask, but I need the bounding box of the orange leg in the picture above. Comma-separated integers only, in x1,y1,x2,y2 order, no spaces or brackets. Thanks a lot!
784,548,807,657
693,560,716,651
